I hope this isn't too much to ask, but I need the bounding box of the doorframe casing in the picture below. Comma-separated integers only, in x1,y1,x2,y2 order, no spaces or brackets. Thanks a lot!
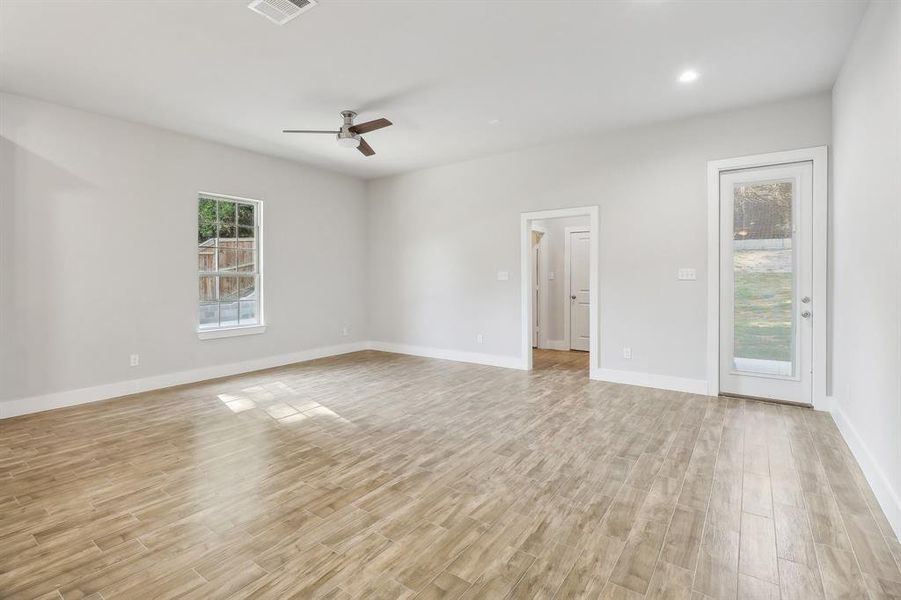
520,206,599,374
530,225,548,348
706,146,828,409
563,225,591,351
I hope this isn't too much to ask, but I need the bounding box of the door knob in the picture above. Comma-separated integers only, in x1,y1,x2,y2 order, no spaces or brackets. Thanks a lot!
801,296,811,304
571,295,576,300
801,310,811,318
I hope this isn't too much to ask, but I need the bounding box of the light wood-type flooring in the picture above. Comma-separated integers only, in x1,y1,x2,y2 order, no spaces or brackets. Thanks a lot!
1,349,899,599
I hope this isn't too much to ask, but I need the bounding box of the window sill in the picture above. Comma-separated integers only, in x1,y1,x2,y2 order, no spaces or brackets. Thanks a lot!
197,325,266,340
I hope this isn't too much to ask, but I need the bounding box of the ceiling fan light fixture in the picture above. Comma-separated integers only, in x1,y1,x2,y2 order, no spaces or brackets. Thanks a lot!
337,134,361,148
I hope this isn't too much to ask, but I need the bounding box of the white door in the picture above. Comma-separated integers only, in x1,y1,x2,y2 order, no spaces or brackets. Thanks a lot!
719,162,813,403
568,229,590,352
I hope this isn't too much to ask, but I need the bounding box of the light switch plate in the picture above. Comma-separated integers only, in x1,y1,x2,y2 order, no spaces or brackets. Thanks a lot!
548,271,555,280
677,268,697,281
623,347,632,359
497,270,509,281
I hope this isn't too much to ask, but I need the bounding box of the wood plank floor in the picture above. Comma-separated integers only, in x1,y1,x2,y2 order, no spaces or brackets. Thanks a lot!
1,349,899,599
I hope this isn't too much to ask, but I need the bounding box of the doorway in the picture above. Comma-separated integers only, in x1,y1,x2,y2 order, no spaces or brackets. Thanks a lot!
707,147,827,407
521,207,599,375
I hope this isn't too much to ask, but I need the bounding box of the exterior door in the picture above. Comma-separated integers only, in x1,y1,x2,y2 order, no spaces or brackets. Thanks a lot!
568,229,590,352
719,162,813,403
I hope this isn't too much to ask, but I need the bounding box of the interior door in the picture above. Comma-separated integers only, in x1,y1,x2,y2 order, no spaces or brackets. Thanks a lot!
569,229,590,352
719,162,813,404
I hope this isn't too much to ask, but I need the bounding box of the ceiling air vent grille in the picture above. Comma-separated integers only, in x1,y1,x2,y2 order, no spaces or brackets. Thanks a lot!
247,0,317,25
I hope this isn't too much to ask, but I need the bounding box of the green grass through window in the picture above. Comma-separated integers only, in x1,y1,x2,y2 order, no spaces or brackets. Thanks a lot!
734,271,792,361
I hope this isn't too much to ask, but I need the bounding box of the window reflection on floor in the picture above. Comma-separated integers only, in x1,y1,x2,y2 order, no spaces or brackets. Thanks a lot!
217,381,352,425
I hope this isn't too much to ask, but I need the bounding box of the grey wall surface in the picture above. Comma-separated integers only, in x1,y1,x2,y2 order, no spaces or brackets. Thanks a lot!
0,93,369,402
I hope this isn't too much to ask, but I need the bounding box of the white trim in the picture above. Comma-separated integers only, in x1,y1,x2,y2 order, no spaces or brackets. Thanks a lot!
810,147,828,407
591,368,708,395
2,340,714,420
521,206,599,375
368,341,524,370
706,146,828,409
197,325,266,340
529,225,549,349
0,341,368,419
563,225,591,351
538,232,550,348
372,341,704,394
831,402,901,539
197,191,264,204
0,340,706,419
373,342,705,395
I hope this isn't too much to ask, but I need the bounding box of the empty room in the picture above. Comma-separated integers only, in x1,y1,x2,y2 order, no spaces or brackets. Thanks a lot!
1,0,899,598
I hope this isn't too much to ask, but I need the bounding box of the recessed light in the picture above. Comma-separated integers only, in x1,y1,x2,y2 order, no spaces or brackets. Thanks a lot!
678,69,699,83
488,118,501,125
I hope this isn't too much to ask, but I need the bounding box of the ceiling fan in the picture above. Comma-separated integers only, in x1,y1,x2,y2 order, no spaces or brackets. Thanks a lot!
283,110,392,156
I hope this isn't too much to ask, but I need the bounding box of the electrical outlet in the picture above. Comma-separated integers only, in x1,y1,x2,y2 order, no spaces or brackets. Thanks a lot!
677,268,697,281
496,271,509,281
476,334,484,344
129,354,140,367
548,271,555,280
623,347,632,359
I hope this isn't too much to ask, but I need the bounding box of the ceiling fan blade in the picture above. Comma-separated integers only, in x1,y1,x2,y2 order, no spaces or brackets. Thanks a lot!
349,118,392,135
357,138,375,157
282,129,340,134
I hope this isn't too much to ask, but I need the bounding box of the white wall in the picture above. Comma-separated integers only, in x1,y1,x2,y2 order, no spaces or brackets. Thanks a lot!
533,216,590,346
0,93,369,411
831,0,901,537
367,93,832,386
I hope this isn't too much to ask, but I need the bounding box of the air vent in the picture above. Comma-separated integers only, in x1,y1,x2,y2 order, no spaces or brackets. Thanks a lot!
247,0,317,25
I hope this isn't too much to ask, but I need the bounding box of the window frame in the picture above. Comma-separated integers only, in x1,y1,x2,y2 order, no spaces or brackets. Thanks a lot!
196,192,266,340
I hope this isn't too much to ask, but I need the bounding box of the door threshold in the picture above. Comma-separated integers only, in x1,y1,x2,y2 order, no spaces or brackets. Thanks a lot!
718,392,812,409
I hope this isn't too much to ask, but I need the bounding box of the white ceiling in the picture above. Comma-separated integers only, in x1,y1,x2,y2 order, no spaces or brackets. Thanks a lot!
0,0,866,179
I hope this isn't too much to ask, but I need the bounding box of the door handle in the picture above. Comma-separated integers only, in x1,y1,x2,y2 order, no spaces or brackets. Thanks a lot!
801,310,811,318
801,296,811,304
570,295,576,300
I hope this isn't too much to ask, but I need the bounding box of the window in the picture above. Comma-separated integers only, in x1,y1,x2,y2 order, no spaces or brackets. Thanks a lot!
197,193,264,338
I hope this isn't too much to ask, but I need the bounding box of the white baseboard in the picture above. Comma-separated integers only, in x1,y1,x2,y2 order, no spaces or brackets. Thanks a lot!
540,340,569,351
368,341,525,370
830,402,901,539
2,341,708,420
372,344,708,396
0,341,370,419
590,367,708,395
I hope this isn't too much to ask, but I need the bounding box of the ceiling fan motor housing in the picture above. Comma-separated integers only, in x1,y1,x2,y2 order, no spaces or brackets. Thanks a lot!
337,111,362,146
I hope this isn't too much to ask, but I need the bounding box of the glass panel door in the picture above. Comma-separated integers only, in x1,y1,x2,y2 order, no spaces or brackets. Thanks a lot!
732,178,795,377
719,162,813,404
